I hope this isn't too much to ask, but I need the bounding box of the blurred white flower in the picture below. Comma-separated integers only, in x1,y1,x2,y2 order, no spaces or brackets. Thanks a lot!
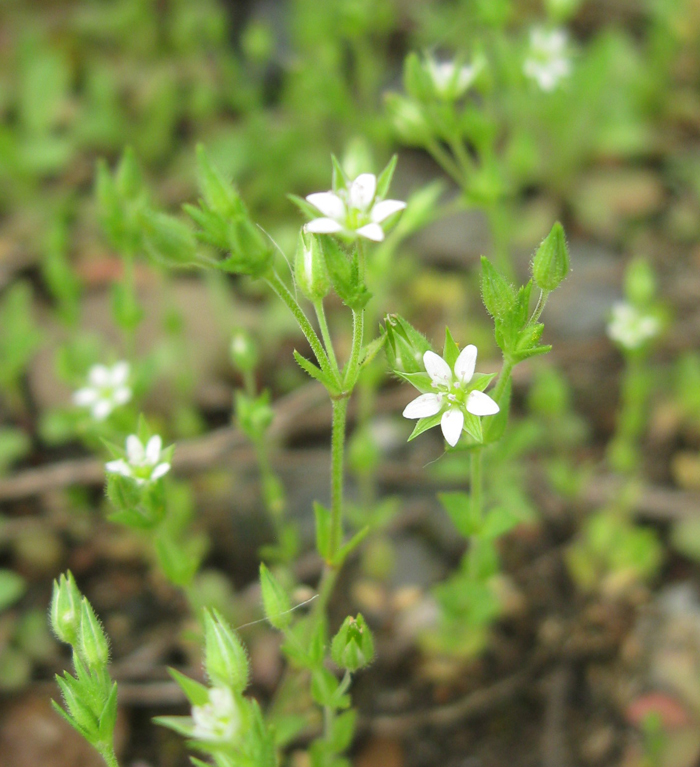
403,346,499,447
73,362,131,421
426,56,483,100
192,687,241,743
106,435,170,485
607,302,660,350
305,173,406,242
524,27,571,92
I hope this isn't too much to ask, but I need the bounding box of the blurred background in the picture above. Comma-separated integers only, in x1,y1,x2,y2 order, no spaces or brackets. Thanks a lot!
1,0,700,765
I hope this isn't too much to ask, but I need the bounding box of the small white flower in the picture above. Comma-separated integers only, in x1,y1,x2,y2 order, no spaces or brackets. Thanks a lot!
305,173,406,243
192,687,241,743
523,27,571,92
607,302,660,350
73,362,132,421
403,346,500,447
427,57,483,100
106,434,170,486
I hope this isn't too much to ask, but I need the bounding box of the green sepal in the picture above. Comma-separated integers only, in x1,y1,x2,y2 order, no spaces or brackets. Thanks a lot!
195,144,244,220
139,210,198,267
442,327,460,368
167,667,210,706
407,412,443,441
531,221,569,291
287,194,323,221
395,371,432,393
320,236,371,310
384,313,432,375
331,155,350,193
153,715,195,738
480,256,516,321
462,412,483,443
375,155,398,200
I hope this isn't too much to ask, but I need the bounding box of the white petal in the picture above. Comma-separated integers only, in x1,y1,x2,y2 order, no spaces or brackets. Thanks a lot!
306,218,344,234
126,435,145,463
356,223,384,242
349,173,377,210
371,199,407,223
110,361,130,386
88,365,110,387
454,345,477,385
92,399,112,421
73,387,98,406
440,408,464,447
402,393,442,419
105,459,131,477
306,192,345,221
145,435,162,464
151,463,170,480
466,390,500,416
112,386,132,406
423,351,452,387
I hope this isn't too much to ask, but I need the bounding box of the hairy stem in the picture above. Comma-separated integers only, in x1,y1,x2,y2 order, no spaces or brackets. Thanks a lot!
314,300,340,377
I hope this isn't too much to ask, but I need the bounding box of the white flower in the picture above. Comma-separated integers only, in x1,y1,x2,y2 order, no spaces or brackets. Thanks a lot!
427,57,483,100
607,302,660,350
305,173,406,242
403,346,500,447
73,362,132,421
192,687,241,743
105,435,170,485
523,27,571,92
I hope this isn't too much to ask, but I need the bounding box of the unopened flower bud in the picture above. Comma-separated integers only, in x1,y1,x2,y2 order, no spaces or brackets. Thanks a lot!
259,563,291,630
78,598,110,669
385,94,431,146
50,572,83,646
384,314,431,374
295,232,330,302
331,614,374,672
532,222,569,291
203,609,249,693
230,329,258,373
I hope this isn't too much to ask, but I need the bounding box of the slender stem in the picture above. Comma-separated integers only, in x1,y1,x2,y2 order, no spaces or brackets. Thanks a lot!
329,397,349,558
242,369,256,397
266,271,333,378
468,448,484,580
448,134,474,180
100,747,120,767
491,358,514,406
314,300,340,377
343,309,364,389
426,138,465,186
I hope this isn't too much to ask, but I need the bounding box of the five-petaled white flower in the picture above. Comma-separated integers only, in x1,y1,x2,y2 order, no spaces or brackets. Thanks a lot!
305,173,406,242
403,346,500,447
523,27,571,92
73,362,132,421
427,57,483,100
607,302,660,351
192,687,241,743
106,435,171,485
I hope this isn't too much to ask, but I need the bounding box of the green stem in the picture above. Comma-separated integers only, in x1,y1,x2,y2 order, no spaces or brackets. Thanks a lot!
448,134,474,180
266,271,333,378
468,448,484,580
100,747,120,767
426,138,465,186
491,358,514,406
314,300,340,377
343,309,364,389
329,397,349,558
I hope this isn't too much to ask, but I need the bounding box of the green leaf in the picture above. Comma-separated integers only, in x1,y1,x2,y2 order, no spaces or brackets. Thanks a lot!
334,525,370,567
331,709,357,752
311,667,339,708
167,668,210,706
293,350,339,394
438,492,480,537
359,333,387,368
98,682,119,741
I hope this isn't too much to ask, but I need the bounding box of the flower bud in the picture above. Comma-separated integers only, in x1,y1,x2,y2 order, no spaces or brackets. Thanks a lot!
480,256,517,320
50,572,83,646
385,94,431,146
295,232,330,302
331,614,374,672
384,314,431,374
203,609,250,692
532,222,569,292
624,258,656,307
259,563,291,630
78,597,110,669
230,329,258,373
